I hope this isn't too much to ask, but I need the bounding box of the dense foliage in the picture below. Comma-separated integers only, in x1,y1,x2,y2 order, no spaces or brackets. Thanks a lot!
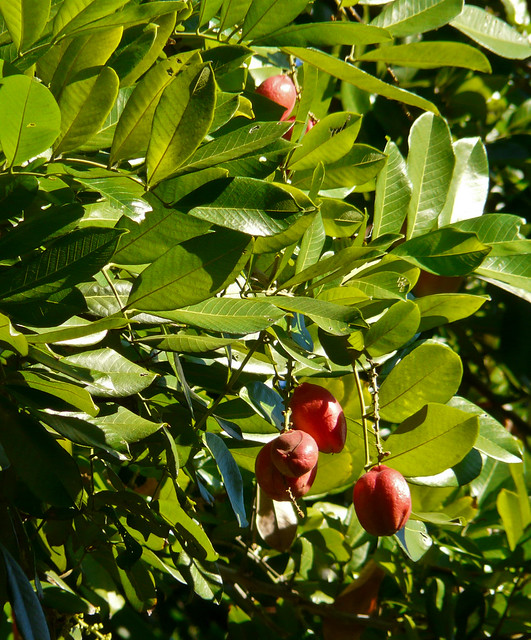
0,0,529,638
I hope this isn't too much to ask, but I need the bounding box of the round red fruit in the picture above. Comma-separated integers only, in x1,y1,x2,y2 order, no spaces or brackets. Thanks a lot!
289,383,347,454
270,430,319,477
255,441,317,502
255,74,297,121
282,116,315,140
353,465,411,537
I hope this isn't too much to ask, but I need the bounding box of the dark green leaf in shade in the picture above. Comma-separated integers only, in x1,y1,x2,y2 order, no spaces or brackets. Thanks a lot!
0,398,83,508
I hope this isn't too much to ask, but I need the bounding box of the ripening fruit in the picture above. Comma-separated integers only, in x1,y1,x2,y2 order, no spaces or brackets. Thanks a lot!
255,74,297,121
270,430,319,478
289,383,347,454
353,465,411,536
282,116,316,140
255,440,317,502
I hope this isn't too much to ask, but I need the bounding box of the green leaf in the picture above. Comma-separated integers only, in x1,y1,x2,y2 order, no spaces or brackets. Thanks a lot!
0,228,122,304
240,0,308,41
416,293,489,332
185,177,312,236
359,41,491,72
110,52,201,165
288,111,362,171
0,543,51,640
496,489,529,550
365,299,420,356
291,144,387,191
296,211,326,274
52,0,129,37
253,21,392,46
61,348,158,398
451,5,531,60
138,332,239,354
379,341,463,423
0,0,50,52
448,396,523,463
395,520,433,562
204,432,248,527
385,403,479,475
407,447,483,487
0,398,83,508
373,141,411,239
127,229,251,311
453,213,524,244
474,240,531,293
146,63,216,186
371,0,463,37
438,138,489,227
54,65,120,155
391,227,491,276
198,0,224,29
40,404,164,459
240,382,284,429
319,198,364,238
0,312,28,355
17,370,99,416
267,295,366,336
26,316,129,346
151,297,285,334
406,113,455,238
282,47,439,115
74,176,152,223
219,0,253,33
0,75,60,167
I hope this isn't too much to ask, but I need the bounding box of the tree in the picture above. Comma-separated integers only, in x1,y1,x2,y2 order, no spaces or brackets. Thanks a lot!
0,0,529,638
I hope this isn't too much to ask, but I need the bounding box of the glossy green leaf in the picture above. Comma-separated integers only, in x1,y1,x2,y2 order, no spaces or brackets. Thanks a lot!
0,75,60,167
253,21,392,46
178,120,291,173
319,198,364,238
395,520,433,561
0,398,83,508
496,489,528,550
379,341,463,422
288,111,362,171
407,447,483,487
449,397,523,463
416,293,489,332
75,176,151,223
283,47,439,115
54,66,120,155
198,0,224,28
371,0,463,37
219,0,252,32
52,0,128,37
359,41,491,72
268,295,366,336
139,332,239,353
186,177,312,236
110,52,200,165
392,227,491,275
240,0,308,41
204,432,248,527
0,312,28,355
0,0,50,52
292,144,387,190
0,543,51,640
146,63,216,186
385,403,479,475
296,211,326,274
61,348,158,397
373,141,411,239
475,240,531,293
438,138,489,227
451,4,531,59
365,299,420,356
453,213,524,244
17,370,99,416
406,113,455,238
0,228,122,304
240,382,284,429
126,229,251,311
152,297,285,334
26,316,129,346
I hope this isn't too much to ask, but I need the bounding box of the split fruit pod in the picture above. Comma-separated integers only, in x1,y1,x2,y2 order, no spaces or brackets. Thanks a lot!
353,465,411,536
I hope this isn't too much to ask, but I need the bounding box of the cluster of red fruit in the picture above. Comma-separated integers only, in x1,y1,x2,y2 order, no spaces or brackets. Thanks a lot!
255,383,412,537
255,74,315,139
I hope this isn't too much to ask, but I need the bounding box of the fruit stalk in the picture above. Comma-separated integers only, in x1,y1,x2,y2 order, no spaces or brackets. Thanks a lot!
353,364,371,470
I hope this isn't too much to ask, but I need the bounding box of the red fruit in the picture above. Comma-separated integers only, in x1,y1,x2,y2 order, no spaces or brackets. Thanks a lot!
353,465,411,536
255,74,297,121
282,116,315,140
255,441,317,502
270,430,319,477
289,383,347,454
